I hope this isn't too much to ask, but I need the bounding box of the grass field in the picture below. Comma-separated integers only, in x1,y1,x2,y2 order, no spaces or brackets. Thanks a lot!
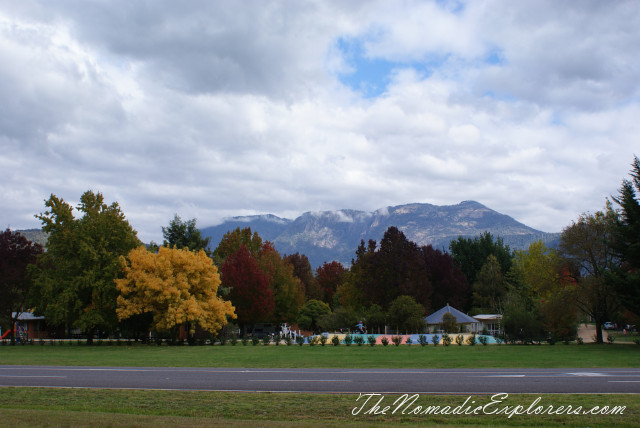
0,387,637,427
1,342,639,368
1,343,638,426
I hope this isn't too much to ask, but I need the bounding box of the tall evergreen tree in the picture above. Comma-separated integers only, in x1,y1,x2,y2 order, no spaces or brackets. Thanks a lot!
609,155,640,315
162,214,211,255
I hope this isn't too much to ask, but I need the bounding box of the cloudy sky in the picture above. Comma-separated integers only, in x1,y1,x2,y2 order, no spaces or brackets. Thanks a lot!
1,0,638,244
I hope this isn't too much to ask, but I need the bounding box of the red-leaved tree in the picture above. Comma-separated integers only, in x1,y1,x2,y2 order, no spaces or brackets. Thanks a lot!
221,245,274,335
315,261,346,306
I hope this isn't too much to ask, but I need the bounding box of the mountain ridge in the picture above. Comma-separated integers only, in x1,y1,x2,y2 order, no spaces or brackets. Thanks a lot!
201,201,560,268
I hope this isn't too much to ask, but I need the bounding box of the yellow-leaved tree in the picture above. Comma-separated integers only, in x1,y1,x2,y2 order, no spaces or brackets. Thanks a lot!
116,246,235,342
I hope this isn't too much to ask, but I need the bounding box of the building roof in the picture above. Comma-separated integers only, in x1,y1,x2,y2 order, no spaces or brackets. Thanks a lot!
425,304,479,325
11,312,45,321
473,314,502,321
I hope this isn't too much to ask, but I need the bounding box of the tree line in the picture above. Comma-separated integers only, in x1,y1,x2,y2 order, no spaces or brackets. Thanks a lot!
1,156,639,344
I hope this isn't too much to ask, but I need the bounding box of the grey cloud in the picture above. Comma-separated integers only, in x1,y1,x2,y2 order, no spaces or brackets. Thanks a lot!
0,1,638,244
36,0,354,99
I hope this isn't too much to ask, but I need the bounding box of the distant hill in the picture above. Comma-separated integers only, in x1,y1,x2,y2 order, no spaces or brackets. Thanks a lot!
201,201,560,269
14,229,49,247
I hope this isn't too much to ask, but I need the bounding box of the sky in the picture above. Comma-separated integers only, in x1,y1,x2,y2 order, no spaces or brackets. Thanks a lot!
1,0,639,244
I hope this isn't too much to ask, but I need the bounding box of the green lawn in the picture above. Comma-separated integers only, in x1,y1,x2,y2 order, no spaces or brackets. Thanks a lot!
0,342,638,368
606,330,640,343
0,388,637,427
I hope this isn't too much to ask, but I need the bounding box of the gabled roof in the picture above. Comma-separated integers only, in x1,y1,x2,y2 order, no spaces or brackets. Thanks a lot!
425,304,478,325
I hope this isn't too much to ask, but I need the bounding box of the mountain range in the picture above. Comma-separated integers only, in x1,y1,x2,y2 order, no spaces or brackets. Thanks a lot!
201,201,560,269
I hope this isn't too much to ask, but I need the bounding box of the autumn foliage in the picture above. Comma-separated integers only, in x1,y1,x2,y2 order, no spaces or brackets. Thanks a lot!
221,245,274,328
116,246,235,337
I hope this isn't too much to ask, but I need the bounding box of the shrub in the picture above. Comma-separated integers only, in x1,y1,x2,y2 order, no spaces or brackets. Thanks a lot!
367,335,377,346
466,334,476,346
607,335,615,344
319,335,328,346
262,335,272,346
495,336,504,345
431,335,440,346
219,335,228,346
331,335,340,346
354,335,365,346
230,335,238,346
418,335,428,347
405,337,413,345
455,334,464,346
251,336,260,346
546,336,556,345
344,334,353,346
478,335,488,346
381,336,389,346
576,337,584,345
634,338,640,345
273,334,281,346
285,335,293,346
442,333,452,346
241,337,249,346
295,335,305,346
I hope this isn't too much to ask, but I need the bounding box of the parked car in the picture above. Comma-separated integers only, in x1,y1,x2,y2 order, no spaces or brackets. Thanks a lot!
603,322,615,330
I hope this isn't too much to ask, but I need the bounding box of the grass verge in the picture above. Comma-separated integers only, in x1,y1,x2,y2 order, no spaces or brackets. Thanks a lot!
0,387,637,427
0,343,638,368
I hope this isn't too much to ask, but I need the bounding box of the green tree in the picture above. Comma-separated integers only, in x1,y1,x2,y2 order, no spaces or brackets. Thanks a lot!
162,214,211,255
317,306,358,332
285,253,321,301
440,312,458,334
501,290,545,344
386,295,426,334
0,229,44,344
472,254,506,313
559,210,620,343
30,191,140,342
365,304,386,334
511,240,578,342
609,155,640,315
449,232,512,310
296,299,331,333
212,227,262,266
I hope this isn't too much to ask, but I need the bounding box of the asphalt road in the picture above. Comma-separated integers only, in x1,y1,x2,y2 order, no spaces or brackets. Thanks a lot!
1,366,639,394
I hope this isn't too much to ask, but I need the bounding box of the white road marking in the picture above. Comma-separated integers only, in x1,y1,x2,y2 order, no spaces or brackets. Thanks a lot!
0,375,66,378
248,379,352,382
477,375,526,378
566,372,607,377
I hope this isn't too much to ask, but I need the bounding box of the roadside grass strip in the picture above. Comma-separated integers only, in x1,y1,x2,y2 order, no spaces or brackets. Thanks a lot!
0,343,638,369
0,388,638,427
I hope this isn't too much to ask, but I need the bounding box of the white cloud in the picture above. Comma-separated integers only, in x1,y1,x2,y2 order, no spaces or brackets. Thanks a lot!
1,0,638,244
